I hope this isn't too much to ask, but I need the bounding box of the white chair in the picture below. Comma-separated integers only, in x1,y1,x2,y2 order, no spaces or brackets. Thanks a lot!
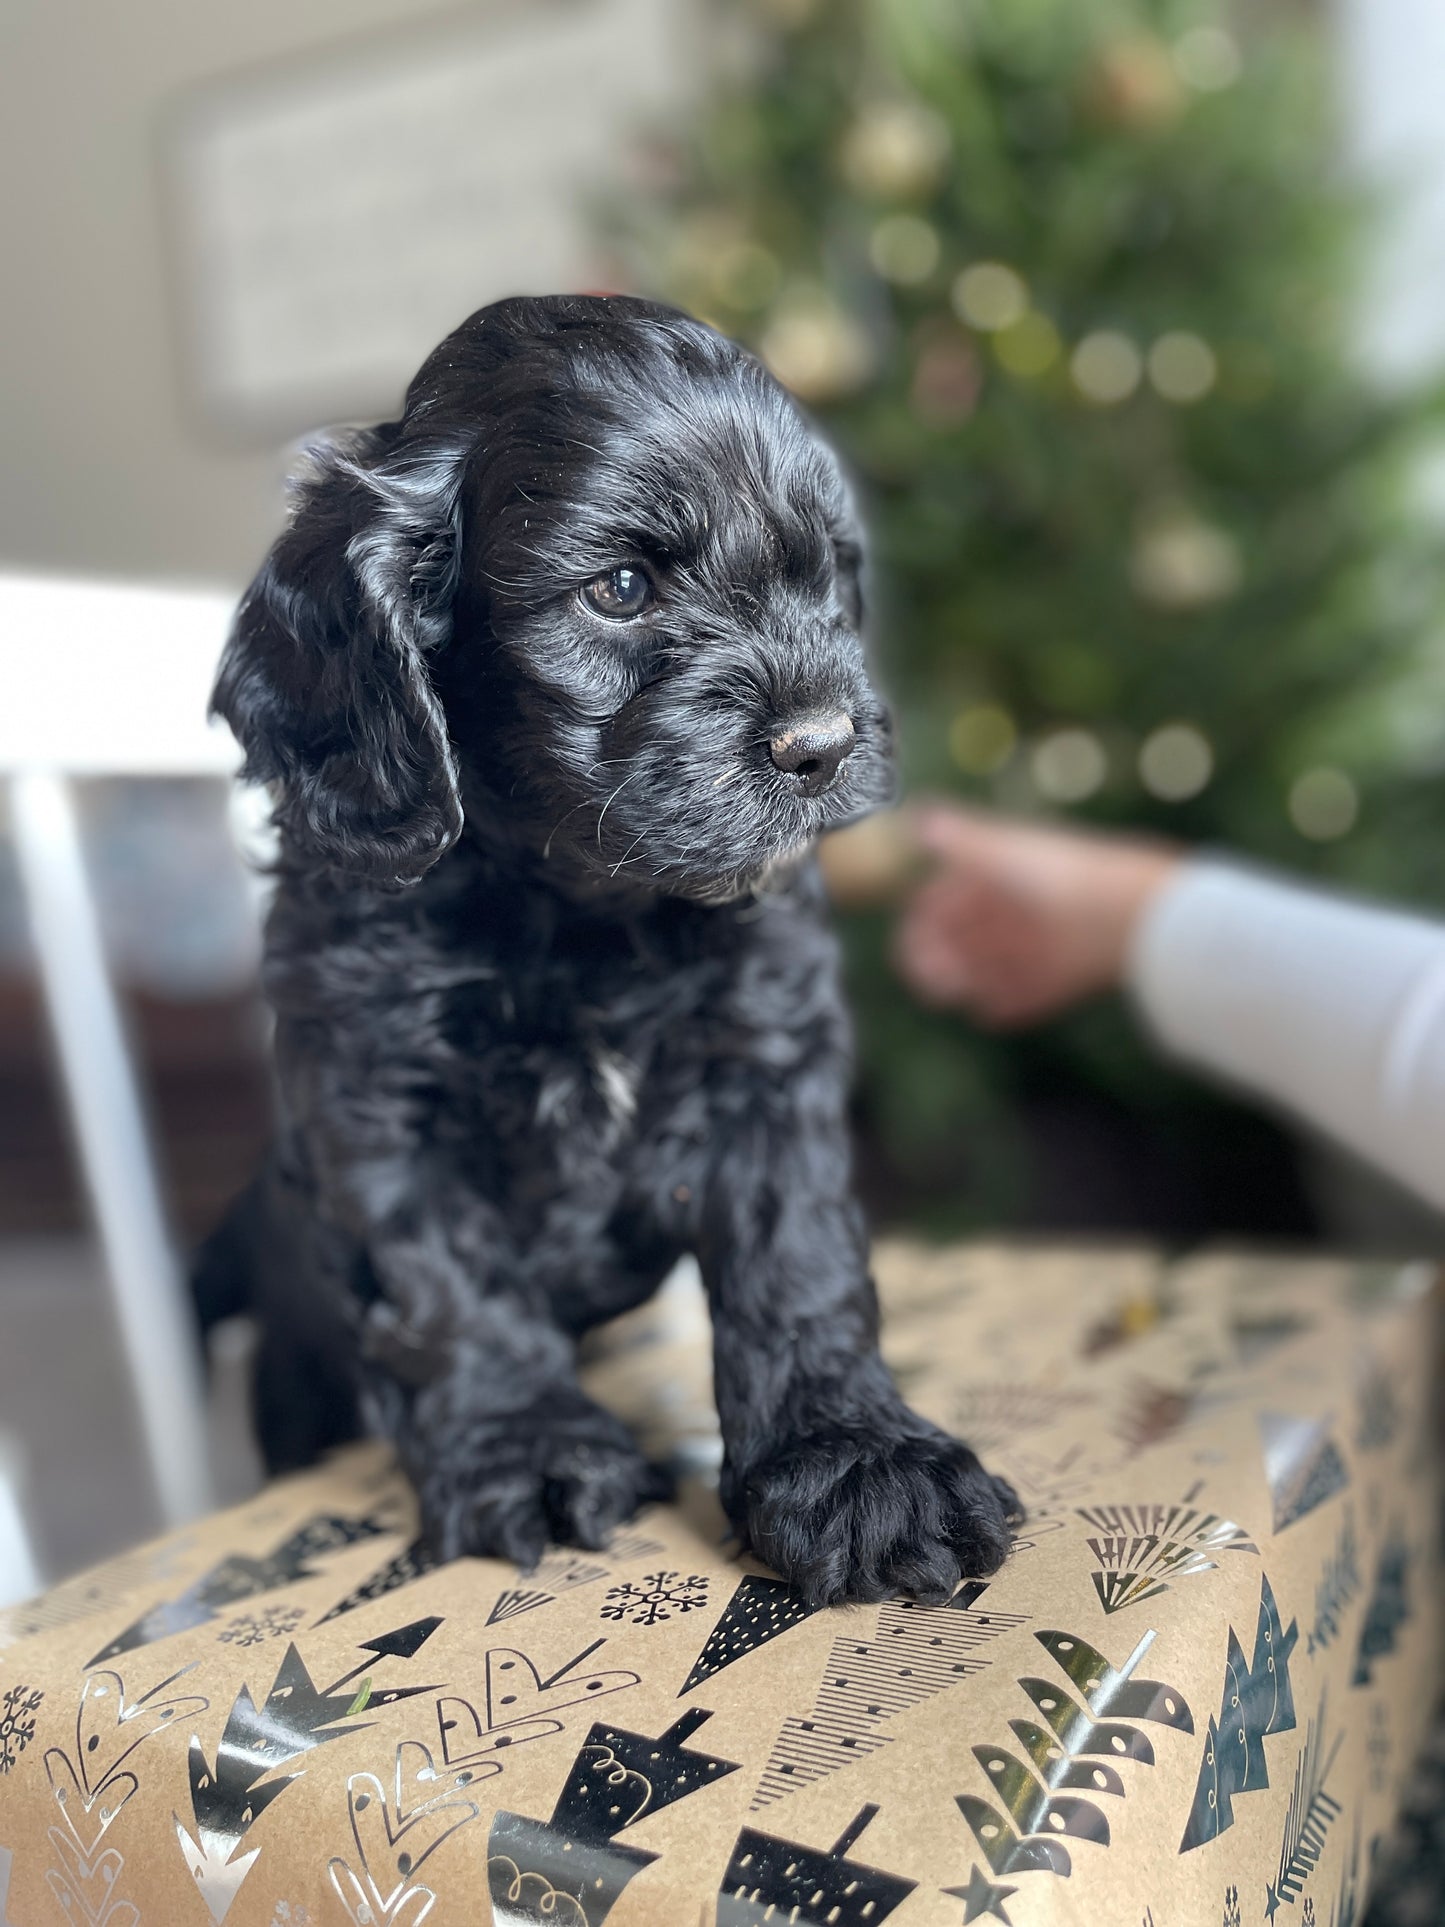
0,571,247,1540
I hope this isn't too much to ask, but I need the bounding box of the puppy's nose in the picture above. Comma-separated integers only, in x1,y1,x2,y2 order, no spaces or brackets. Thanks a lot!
769,712,856,797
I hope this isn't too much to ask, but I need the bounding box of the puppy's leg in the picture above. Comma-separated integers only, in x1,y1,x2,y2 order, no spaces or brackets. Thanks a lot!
700,1088,1019,1607
346,1184,666,1568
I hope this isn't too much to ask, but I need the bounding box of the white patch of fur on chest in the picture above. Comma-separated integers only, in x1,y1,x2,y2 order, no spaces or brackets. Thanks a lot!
588,1043,641,1127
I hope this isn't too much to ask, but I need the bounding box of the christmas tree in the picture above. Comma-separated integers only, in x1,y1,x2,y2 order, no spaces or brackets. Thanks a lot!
1180,1573,1299,1851
618,0,1445,1227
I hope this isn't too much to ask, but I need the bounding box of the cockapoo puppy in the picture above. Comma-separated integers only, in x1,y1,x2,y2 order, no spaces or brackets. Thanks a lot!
199,293,1018,1605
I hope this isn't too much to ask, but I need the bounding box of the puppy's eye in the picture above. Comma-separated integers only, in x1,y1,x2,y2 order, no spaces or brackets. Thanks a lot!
581,568,653,620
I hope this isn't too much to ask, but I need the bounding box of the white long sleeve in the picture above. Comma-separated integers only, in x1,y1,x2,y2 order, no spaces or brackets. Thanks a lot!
1127,859,1445,1211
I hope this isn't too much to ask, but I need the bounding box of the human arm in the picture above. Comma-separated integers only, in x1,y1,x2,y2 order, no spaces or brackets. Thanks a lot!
894,806,1445,1213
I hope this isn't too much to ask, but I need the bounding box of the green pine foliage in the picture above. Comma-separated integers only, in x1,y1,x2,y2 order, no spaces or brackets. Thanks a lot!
616,0,1445,1225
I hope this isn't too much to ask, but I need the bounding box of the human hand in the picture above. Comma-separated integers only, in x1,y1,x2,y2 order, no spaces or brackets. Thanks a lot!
893,805,1181,1027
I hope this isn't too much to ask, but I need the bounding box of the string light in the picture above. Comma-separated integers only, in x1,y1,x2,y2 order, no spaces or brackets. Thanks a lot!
840,100,952,199
1071,331,1143,404
1139,723,1213,800
994,312,1062,377
1148,332,1218,403
949,703,1017,774
1173,27,1242,92
953,262,1028,332
869,214,941,285
758,294,872,400
1130,516,1240,607
1032,728,1108,802
1289,768,1358,840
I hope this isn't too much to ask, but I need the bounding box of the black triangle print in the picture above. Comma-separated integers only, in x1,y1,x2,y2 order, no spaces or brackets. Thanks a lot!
550,1707,740,1842
718,1806,916,1926
313,1539,437,1627
679,1575,821,1697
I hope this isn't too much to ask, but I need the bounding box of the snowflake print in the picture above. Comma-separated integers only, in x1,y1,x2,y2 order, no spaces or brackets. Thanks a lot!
1222,1886,1241,1927
0,1681,43,1772
271,1904,310,1926
218,1603,305,1649
599,1570,710,1628
1302,1901,1316,1926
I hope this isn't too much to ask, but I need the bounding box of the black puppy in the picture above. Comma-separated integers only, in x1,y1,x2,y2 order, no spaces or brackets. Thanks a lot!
201,293,1017,1606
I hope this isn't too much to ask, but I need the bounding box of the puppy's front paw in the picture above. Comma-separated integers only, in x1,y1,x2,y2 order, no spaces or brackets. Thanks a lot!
416,1392,670,1570
737,1425,1019,1608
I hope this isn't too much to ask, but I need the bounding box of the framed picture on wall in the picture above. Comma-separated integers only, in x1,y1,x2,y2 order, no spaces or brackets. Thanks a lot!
162,0,696,438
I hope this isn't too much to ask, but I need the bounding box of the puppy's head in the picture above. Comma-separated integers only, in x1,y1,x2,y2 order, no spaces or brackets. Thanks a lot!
215,294,894,898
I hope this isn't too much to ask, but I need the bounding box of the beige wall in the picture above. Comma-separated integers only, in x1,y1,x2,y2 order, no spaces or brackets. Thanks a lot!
1,0,666,588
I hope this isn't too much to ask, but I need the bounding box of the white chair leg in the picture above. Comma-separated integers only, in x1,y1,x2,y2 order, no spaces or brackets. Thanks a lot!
0,1438,41,1607
10,769,214,1527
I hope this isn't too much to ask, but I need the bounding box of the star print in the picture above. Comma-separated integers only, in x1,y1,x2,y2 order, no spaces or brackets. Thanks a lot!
945,1864,1018,1924
1265,1882,1282,1922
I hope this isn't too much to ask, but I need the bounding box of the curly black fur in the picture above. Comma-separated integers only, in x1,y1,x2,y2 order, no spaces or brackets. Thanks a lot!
200,293,1018,1605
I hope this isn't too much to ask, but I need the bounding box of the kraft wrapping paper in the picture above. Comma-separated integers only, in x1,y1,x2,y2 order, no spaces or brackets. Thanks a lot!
0,1243,1438,1927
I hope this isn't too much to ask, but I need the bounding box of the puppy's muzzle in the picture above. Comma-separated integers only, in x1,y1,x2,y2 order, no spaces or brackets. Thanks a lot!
769,712,856,798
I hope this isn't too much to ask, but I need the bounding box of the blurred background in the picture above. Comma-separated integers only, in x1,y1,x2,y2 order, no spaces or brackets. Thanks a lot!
2,0,1445,1585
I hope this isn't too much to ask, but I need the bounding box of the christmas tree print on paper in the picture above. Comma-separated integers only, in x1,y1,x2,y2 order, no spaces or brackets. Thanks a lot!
1352,1526,1411,1686
955,1627,1193,1883
752,1594,1026,1811
173,1619,443,1923
89,1510,394,1662
1180,1574,1299,1852
487,1554,610,1627
482,1529,665,1628
1259,1413,1350,1535
487,1706,738,1926
1078,1504,1257,1614
1266,1696,1344,1920
328,1738,485,1927
436,1638,639,1769
1308,1509,1361,1656
718,1804,916,1927
1323,1818,1364,1927
679,1573,823,1696
1354,1353,1400,1453
1116,1382,1194,1453
316,1540,436,1626
948,1384,1096,1457
43,1663,207,1927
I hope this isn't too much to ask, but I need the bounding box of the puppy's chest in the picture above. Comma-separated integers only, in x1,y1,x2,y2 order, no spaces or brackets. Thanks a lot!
444,932,720,1162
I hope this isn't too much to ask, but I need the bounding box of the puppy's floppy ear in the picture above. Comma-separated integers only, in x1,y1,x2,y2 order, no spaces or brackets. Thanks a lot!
213,426,468,887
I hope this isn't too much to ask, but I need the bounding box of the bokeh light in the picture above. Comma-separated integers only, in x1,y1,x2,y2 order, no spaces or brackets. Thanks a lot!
1173,27,1242,93
952,262,1028,332
994,311,1062,377
1289,767,1359,840
949,703,1017,774
1148,331,1218,403
1139,723,1214,800
869,213,941,285
1031,728,1108,801
1071,330,1143,404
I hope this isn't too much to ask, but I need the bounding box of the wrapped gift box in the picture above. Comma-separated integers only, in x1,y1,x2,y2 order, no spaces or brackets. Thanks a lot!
0,1245,1438,1926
